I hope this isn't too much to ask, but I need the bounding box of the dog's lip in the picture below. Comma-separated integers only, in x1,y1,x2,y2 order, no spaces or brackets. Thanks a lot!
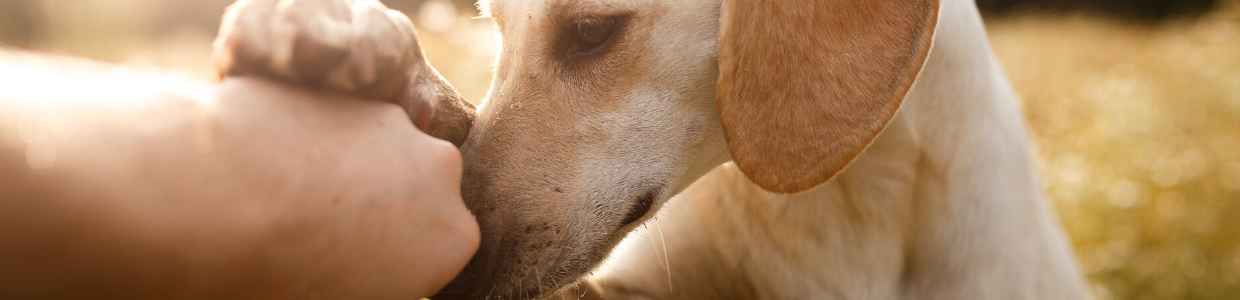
429,279,468,299
431,261,482,299
439,188,655,299
431,249,584,300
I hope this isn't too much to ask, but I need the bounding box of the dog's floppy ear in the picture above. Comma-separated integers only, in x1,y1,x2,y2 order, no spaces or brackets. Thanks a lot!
716,0,941,193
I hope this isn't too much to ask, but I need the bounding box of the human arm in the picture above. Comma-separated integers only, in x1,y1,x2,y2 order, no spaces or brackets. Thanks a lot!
0,76,478,299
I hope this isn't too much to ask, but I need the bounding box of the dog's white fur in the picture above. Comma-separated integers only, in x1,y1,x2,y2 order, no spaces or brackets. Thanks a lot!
534,0,1090,298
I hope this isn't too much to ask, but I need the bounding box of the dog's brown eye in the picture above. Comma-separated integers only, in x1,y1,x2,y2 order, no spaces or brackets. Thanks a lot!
574,17,615,50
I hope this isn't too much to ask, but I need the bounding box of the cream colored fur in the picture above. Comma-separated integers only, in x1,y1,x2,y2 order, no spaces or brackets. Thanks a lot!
559,0,1089,298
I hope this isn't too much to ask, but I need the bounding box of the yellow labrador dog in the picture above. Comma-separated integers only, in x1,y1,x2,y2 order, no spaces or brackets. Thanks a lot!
221,0,1089,299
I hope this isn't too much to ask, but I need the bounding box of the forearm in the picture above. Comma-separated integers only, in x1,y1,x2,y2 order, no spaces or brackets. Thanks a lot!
0,92,272,298
0,78,478,298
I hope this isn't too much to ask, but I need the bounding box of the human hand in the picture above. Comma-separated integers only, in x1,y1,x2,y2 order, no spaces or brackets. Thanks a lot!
207,78,481,299
211,0,475,146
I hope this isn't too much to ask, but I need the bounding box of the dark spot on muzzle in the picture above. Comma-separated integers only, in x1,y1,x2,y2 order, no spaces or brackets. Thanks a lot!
620,190,656,227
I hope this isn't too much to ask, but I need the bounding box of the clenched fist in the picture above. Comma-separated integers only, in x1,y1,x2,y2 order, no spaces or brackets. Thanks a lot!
213,0,474,145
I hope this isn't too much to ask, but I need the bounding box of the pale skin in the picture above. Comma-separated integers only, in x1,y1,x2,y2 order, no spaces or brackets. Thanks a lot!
0,77,479,299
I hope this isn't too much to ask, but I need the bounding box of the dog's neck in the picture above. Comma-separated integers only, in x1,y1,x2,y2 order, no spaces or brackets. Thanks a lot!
878,0,1086,296
725,0,1085,296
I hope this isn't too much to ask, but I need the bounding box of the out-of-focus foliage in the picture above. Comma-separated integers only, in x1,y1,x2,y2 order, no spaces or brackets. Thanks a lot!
989,1,1240,299
0,0,231,72
1,0,1238,299
0,0,494,102
978,0,1219,21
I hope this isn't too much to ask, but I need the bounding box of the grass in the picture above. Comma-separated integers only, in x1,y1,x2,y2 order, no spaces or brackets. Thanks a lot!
987,3,1240,299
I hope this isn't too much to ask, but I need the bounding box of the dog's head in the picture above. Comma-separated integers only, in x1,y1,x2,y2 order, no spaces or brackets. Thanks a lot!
437,0,941,298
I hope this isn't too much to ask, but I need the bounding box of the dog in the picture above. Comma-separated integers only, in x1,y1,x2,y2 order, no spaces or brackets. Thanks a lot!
217,0,1090,299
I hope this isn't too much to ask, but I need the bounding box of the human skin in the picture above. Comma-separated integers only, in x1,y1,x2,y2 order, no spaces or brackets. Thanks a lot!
0,77,479,299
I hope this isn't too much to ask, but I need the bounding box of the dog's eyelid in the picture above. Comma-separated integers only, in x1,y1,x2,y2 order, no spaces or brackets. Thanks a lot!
565,10,632,22
553,0,628,17
559,12,631,57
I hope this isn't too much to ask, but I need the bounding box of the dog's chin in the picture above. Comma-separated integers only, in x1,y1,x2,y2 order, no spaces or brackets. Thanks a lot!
431,261,585,300
431,227,631,300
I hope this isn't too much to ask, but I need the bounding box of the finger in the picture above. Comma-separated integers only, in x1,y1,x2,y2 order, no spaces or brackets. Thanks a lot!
274,0,353,83
214,0,281,80
346,1,419,100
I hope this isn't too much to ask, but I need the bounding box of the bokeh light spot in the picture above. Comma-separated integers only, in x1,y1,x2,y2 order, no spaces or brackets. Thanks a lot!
25,140,56,170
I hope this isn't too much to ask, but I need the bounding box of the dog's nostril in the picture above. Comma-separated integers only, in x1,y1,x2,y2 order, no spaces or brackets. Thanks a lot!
620,190,656,227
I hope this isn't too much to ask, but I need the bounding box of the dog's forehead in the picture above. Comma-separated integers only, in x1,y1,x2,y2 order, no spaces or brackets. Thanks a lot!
476,0,499,19
481,0,644,22
478,0,539,21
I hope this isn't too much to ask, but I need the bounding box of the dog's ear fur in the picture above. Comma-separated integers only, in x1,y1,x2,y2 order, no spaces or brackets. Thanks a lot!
715,0,941,193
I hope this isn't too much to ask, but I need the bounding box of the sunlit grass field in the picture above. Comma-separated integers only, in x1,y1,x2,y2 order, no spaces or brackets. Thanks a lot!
2,0,1238,299
989,5,1240,299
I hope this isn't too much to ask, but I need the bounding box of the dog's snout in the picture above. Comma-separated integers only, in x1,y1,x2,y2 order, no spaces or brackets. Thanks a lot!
620,190,656,227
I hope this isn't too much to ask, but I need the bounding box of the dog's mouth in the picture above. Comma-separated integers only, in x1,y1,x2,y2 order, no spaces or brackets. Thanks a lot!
431,251,592,300
429,221,589,300
434,185,666,300
618,190,656,227
432,259,477,299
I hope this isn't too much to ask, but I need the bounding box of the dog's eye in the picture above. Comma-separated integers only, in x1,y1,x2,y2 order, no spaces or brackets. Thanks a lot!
573,17,616,51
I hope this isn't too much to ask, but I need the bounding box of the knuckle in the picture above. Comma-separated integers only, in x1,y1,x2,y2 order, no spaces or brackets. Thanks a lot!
374,102,412,122
425,138,464,182
429,139,463,170
216,0,420,102
214,0,278,76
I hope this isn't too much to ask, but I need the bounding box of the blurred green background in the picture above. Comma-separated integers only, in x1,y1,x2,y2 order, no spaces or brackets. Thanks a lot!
1,0,1238,299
